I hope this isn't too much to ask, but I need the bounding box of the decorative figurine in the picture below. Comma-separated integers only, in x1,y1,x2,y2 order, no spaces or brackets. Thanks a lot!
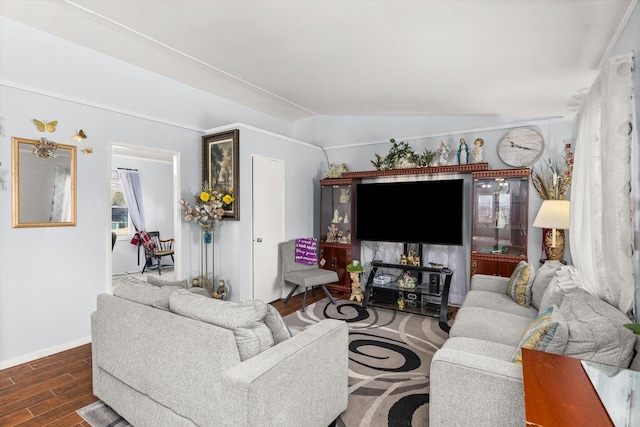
213,279,229,300
472,138,484,163
398,272,417,289
436,140,451,166
340,188,350,203
331,209,343,223
347,261,364,303
324,163,348,179
399,254,408,265
327,223,339,242
397,295,406,309
457,138,469,165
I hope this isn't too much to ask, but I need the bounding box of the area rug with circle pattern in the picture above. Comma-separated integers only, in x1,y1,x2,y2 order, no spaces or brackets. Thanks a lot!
283,298,449,427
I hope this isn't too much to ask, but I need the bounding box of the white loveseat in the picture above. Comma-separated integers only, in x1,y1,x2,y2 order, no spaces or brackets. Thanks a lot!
92,279,349,427
430,261,639,426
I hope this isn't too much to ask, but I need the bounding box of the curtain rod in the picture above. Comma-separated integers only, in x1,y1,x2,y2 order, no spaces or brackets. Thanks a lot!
117,167,138,171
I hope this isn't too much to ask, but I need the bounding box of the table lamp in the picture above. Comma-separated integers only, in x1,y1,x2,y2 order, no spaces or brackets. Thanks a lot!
533,200,570,262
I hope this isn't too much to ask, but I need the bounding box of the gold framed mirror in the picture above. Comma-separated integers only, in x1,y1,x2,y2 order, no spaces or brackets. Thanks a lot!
12,136,77,228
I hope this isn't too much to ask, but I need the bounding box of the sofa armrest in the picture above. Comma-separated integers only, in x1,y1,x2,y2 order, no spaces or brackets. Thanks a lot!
220,319,349,427
430,348,525,427
470,274,510,294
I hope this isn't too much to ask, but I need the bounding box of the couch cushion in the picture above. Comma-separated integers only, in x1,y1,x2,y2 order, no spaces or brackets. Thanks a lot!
559,290,636,368
169,290,274,361
264,304,292,344
450,306,534,347
440,336,517,363
506,261,535,307
539,266,580,313
113,277,178,311
284,268,338,287
531,261,564,310
461,291,538,318
146,276,188,288
511,305,568,364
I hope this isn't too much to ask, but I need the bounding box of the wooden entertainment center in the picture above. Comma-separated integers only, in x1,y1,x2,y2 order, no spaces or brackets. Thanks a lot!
319,163,530,318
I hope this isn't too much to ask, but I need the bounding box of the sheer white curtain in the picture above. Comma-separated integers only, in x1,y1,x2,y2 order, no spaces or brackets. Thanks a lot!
50,165,71,222
117,168,146,232
570,52,635,316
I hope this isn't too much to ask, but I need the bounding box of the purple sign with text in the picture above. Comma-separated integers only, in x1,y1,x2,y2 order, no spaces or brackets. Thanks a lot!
295,238,317,265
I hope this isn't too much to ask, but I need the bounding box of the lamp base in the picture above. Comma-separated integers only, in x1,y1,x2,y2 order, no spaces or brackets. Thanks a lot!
543,228,565,261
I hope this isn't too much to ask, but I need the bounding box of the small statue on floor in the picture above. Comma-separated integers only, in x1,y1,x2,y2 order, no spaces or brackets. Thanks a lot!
349,272,363,303
347,261,364,303
213,279,229,300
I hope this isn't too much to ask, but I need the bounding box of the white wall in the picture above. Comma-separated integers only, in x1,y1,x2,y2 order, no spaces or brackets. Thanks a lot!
0,17,310,368
200,124,326,302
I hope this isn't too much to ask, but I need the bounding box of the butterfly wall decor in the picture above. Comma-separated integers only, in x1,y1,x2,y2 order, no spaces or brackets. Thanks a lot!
71,129,87,142
33,119,58,132
80,146,93,155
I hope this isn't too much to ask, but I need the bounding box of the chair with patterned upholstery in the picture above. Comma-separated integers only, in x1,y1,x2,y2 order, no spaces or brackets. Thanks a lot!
279,240,338,312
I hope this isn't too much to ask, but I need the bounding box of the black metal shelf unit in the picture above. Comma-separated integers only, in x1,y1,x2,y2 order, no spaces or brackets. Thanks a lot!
363,261,453,333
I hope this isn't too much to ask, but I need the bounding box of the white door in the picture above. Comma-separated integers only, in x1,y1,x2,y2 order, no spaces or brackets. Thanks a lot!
252,156,284,302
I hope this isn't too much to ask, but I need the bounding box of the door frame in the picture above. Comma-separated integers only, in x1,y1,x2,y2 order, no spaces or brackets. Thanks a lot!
107,142,182,292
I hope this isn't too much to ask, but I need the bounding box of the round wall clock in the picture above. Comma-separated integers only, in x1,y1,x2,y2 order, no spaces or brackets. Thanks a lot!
497,128,544,167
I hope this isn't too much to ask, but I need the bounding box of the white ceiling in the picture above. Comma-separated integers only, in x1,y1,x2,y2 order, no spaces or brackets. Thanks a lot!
1,0,637,122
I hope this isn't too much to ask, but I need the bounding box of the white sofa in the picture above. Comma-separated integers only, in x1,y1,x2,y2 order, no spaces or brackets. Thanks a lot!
92,279,349,427
430,261,639,427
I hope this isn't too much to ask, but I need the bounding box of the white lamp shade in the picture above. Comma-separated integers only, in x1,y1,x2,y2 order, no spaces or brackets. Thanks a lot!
533,200,570,229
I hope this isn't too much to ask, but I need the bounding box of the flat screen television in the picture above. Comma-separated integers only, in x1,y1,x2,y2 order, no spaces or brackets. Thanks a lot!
355,179,464,245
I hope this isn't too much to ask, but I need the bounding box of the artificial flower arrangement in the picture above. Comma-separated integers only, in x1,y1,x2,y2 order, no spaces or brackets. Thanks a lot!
180,181,234,226
532,142,574,200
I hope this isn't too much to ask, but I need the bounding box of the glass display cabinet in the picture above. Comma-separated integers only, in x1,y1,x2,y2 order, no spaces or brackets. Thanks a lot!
470,169,530,278
319,178,361,294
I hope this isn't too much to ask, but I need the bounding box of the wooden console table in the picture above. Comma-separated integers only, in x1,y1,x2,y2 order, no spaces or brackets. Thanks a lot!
521,348,613,426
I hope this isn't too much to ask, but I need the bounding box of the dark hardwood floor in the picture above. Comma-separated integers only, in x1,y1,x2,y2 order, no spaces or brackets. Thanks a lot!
0,291,332,426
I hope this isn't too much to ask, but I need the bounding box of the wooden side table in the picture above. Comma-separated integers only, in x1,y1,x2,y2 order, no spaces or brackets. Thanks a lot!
521,348,613,426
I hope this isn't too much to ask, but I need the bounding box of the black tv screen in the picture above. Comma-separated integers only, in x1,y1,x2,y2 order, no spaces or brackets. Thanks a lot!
355,179,464,245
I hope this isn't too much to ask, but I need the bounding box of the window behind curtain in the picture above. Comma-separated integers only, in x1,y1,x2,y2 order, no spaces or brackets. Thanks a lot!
111,170,133,236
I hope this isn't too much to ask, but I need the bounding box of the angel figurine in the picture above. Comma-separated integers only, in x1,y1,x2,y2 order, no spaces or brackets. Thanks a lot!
436,140,451,166
472,138,484,163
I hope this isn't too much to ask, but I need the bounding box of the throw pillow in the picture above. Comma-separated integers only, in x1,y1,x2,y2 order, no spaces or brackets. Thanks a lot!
113,279,178,311
146,276,188,288
169,290,274,361
264,304,292,344
511,305,568,364
506,261,535,307
531,261,564,310
559,290,636,368
538,265,580,313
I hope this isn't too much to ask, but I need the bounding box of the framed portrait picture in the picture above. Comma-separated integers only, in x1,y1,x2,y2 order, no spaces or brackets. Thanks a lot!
202,129,239,220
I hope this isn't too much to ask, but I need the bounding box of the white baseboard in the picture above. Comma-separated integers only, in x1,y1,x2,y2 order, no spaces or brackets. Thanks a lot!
0,336,92,370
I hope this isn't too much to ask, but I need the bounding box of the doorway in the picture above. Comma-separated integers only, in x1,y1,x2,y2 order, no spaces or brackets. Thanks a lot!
252,155,284,303
108,143,181,291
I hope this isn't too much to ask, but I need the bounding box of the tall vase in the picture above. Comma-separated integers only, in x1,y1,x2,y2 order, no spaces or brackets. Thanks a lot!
199,224,215,293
